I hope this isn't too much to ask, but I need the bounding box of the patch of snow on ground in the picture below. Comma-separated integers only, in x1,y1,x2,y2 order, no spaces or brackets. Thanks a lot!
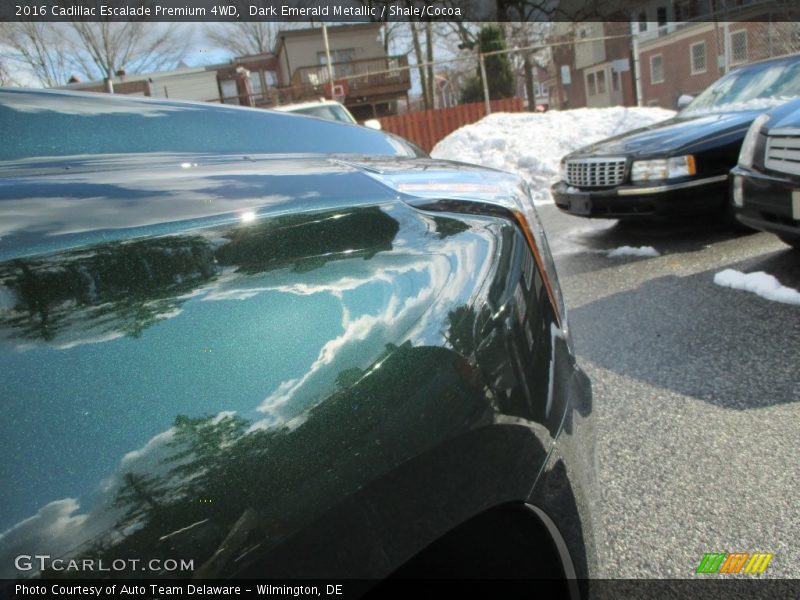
607,246,661,258
431,106,675,204
713,269,800,305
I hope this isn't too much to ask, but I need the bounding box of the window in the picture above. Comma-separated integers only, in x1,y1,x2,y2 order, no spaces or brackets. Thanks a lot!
637,12,647,32
730,30,748,64
317,49,355,65
220,79,239,105
650,54,664,84
317,49,356,79
247,70,276,102
612,70,620,91
596,70,606,94
656,6,668,27
675,0,704,20
586,72,597,96
249,72,263,101
691,42,707,74
534,82,549,98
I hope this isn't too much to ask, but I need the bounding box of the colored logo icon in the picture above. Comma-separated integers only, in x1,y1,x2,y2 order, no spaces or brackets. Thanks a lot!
696,552,773,574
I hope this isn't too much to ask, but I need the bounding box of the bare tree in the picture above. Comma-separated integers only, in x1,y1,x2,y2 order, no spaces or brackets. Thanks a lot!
0,23,72,87
425,22,435,109
503,22,553,110
409,22,430,110
1,22,193,86
69,22,193,80
206,21,279,57
0,59,17,86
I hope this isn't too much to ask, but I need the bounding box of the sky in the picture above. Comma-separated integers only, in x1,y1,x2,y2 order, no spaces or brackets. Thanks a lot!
2,23,238,87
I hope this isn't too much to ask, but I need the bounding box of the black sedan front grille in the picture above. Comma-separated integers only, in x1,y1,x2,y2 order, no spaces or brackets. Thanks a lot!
765,130,800,176
564,158,627,188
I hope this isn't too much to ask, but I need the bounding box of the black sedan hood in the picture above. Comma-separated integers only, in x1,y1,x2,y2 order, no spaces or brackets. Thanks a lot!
568,110,761,159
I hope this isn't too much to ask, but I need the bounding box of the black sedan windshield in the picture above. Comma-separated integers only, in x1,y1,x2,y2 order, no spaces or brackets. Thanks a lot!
683,59,800,115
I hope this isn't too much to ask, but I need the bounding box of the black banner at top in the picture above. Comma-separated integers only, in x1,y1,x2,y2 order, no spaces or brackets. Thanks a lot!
2,0,800,22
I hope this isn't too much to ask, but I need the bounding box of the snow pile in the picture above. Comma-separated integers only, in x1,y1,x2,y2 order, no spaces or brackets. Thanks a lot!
607,246,660,258
713,269,800,305
431,107,675,203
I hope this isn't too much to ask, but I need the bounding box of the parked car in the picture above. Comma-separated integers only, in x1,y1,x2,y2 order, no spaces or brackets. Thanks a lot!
0,89,596,593
731,97,800,250
272,99,383,130
552,54,800,221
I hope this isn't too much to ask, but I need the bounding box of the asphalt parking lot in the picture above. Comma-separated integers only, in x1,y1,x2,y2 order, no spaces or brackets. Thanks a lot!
538,205,800,578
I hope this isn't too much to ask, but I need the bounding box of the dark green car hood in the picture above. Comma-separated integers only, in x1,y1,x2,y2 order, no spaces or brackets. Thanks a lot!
0,154,559,578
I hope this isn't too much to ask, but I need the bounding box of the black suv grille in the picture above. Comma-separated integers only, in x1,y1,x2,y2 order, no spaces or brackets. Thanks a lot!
765,130,800,177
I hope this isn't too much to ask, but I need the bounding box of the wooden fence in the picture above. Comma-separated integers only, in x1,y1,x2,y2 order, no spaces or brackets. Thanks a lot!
379,97,526,154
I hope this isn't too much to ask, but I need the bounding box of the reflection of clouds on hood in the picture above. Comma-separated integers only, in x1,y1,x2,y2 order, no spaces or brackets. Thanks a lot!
0,416,195,578
403,237,492,346
52,331,126,351
0,191,291,239
0,498,100,578
253,231,493,426
200,249,426,303
4,306,184,353
119,428,176,468
254,261,438,422
0,155,369,241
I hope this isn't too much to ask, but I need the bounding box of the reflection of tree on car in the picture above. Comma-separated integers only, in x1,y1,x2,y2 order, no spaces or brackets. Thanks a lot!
0,237,217,343
45,341,497,580
0,207,400,346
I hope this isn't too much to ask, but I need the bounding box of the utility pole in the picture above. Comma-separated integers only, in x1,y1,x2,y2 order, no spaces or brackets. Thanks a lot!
479,53,491,115
322,24,335,96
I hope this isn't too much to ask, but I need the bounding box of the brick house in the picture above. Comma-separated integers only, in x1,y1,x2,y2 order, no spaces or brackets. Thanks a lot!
549,21,637,110
632,0,800,108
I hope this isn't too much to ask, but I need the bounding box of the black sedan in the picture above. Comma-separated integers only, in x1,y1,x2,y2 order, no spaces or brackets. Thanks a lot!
731,97,800,250
0,89,595,596
553,54,800,221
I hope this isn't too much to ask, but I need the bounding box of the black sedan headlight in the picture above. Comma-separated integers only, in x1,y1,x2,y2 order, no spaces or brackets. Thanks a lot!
631,155,696,182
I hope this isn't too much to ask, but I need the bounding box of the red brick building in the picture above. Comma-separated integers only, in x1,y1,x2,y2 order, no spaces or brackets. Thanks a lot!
633,2,800,108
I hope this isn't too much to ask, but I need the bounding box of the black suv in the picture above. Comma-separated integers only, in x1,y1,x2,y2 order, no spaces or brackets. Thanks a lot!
731,97,800,249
